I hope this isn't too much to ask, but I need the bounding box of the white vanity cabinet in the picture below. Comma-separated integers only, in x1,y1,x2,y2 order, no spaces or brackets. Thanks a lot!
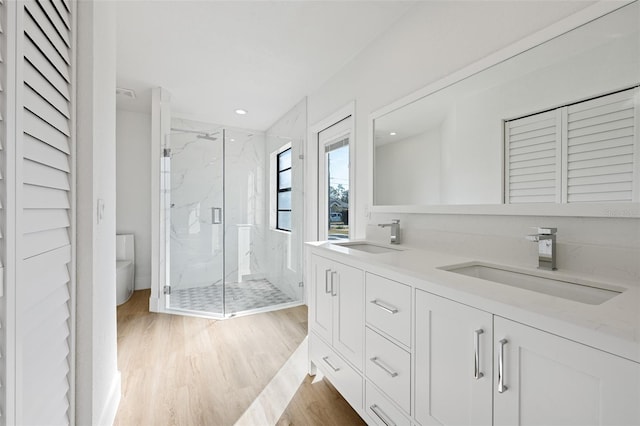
310,254,364,370
309,254,365,411
415,290,493,426
415,289,640,426
493,317,640,426
308,244,640,426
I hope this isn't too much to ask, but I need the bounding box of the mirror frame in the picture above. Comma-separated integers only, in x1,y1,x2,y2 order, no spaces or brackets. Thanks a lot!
368,1,640,218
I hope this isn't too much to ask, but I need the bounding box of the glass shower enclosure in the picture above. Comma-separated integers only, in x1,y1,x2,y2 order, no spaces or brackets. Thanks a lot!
161,119,304,317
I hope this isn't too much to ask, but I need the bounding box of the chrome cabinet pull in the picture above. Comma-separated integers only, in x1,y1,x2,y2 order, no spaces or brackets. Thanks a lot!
370,404,396,426
370,357,398,378
331,271,338,296
324,269,332,294
211,207,222,224
369,299,399,314
474,329,484,380
322,356,340,372
498,338,508,393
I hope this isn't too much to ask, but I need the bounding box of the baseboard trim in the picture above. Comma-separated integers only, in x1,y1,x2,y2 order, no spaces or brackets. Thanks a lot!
96,371,121,426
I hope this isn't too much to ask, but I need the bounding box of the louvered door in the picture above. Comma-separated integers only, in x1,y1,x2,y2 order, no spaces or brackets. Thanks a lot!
0,0,6,422
505,87,639,204
15,1,73,425
564,88,638,203
505,110,562,204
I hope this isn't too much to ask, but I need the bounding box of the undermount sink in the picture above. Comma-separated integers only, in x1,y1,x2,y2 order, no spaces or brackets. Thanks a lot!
333,242,403,254
440,263,624,305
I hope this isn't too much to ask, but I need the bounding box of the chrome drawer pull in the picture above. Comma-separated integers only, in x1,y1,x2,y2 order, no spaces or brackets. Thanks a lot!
331,271,338,296
324,269,332,294
322,356,340,372
498,338,508,393
370,299,399,314
370,357,398,378
474,329,484,380
370,404,396,426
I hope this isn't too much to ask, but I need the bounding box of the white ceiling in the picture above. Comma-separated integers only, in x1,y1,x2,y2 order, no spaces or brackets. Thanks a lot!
116,1,415,131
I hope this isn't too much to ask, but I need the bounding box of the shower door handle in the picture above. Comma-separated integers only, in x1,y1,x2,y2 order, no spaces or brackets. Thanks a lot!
212,207,222,224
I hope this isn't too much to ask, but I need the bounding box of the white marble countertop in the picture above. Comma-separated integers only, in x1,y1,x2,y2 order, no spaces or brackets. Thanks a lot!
306,240,640,363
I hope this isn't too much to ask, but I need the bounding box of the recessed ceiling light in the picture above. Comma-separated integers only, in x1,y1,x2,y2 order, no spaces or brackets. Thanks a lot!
235,109,248,115
389,132,397,136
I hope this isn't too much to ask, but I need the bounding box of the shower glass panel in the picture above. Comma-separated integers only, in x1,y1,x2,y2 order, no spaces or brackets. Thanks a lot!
164,119,303,317
166,127,225,315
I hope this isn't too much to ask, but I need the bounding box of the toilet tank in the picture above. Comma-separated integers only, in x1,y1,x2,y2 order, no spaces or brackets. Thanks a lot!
116,234,135,262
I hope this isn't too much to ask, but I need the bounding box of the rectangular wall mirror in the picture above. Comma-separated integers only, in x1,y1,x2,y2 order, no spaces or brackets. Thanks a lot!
371,1,639,215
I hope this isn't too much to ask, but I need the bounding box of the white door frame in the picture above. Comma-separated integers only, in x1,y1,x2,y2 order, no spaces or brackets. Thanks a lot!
305,101,355,244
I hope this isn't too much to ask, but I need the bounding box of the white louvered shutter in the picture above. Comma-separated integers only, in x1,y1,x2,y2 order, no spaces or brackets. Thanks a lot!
564,87,638,203
16,1,73,425
0,0,6,420
505,109,562,204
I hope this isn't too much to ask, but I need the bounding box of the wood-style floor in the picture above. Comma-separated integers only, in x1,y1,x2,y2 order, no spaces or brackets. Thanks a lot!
115,290,364,426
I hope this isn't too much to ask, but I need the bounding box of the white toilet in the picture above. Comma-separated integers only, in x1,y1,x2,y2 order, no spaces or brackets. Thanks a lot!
116,234,135,306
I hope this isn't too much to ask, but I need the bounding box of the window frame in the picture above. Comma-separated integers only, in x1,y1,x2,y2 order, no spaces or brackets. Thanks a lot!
276,147,293,232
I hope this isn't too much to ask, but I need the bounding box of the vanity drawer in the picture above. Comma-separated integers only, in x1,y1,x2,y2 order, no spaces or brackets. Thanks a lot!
365,381,411,426
366,273,411,346
310,332,363,411
365,327,411,413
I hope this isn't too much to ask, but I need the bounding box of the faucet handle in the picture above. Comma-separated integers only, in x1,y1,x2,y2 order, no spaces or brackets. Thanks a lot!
392,219,400,224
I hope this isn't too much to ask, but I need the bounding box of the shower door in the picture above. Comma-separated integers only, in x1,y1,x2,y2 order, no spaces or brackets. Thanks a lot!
166,128,226,316
163,121,303,318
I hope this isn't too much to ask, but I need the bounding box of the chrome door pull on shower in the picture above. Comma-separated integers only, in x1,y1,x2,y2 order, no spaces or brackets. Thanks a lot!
498,338,508,393
474,329,484,379
370,357,398,378
211,207,222,224
370,299,399,314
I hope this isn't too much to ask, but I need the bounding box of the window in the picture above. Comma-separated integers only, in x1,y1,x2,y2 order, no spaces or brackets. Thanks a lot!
505,86,638,204
276,147,292,231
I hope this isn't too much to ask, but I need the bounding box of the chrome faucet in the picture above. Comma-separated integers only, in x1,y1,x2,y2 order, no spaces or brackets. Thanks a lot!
526,227,557,270
378,219,400,244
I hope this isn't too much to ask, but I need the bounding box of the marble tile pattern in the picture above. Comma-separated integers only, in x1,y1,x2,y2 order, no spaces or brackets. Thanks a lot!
263,99,307,301
170,279,294,314
168,118,225,290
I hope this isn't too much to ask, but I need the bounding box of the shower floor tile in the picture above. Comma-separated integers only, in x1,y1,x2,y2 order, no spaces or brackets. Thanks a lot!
170,279,295,315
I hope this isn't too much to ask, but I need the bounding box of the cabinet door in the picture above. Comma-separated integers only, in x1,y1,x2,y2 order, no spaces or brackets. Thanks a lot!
333,262,364,370
310,255,334,344
494,317,640,426
415,290,493,426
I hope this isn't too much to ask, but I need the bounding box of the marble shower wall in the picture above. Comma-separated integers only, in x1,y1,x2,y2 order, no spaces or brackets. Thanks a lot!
264,98,307,301
168,118,267,292
168,119,224,290
224,128,267,286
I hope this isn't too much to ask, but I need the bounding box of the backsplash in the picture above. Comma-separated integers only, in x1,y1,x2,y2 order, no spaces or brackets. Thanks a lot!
367,213,640,287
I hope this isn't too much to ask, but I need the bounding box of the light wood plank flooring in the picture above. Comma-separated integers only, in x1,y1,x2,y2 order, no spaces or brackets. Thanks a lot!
276,375,366,426
115,290,364,425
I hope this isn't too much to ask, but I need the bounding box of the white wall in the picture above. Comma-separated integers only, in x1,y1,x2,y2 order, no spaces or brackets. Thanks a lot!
375,129,441,205
307,0,639,285
76,1,121,424
116,109,152,289
307,0,598,237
